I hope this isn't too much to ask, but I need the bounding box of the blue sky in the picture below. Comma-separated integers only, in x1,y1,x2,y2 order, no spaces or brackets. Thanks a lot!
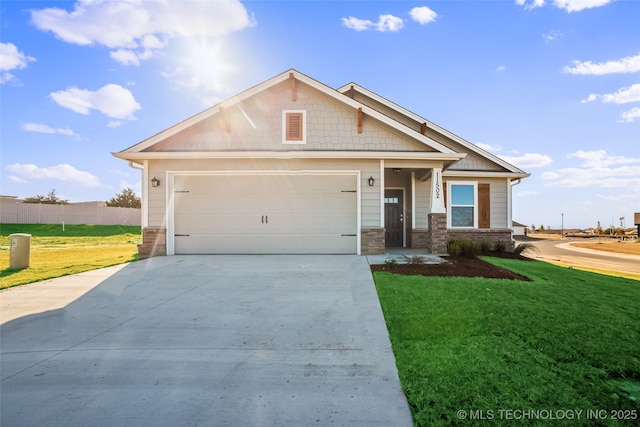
1,0,638,229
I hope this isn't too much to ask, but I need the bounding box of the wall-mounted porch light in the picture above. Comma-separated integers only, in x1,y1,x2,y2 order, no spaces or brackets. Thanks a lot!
151,176,160,188
368,176,375,187
393,168,401,175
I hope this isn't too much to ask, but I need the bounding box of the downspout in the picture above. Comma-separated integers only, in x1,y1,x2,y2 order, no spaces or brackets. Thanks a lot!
509,178,522,243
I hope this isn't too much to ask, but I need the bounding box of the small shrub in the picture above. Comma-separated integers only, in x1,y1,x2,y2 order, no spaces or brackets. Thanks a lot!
403,255,426,264
494,241,506,253
384,258,398,269
479,240,491,255
514,242,540,257
448,239,479,258
447,239,462,256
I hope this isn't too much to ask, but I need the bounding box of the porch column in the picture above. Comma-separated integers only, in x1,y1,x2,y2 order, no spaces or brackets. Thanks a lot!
431,167,445,213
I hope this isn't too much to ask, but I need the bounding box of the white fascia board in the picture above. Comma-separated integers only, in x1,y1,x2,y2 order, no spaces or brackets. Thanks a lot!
113,150,466,162
443,170,531,179
339,83,528,175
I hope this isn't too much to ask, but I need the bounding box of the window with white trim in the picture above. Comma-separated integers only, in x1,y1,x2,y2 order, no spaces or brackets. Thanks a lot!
448,182,478,228
283,110,306,144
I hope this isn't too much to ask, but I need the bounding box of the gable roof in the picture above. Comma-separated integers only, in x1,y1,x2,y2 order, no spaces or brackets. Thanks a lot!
337,82,528,176
115,69,459,158
113,69,528,180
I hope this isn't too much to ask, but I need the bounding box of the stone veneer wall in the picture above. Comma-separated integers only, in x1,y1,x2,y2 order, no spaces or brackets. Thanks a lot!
361,228,385,255
411,229,429,249
447,229,515,252
138,227,167,259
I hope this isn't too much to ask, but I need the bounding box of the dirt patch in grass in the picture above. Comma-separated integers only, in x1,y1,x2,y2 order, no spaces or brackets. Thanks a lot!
370,254,531,281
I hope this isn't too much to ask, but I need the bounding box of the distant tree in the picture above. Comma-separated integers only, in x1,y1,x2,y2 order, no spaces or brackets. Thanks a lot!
531,224,536,233
106,187,141,208
596,221,603,236
24,189,69,205
539,225,545,233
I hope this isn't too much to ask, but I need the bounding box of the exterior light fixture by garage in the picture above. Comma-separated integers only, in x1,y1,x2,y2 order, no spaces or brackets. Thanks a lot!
151,176,160,188
368,176,375,186
393,168,401,175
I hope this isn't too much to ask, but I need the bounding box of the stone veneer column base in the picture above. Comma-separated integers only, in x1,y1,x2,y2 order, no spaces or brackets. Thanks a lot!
427,213,448,255
138,227,167,259
361,228,385,255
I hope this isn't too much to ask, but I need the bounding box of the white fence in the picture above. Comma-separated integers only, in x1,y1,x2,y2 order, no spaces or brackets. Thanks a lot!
0,200,141,226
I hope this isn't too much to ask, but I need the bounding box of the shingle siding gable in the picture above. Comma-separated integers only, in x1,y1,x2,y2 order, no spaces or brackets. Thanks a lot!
144,80,434,153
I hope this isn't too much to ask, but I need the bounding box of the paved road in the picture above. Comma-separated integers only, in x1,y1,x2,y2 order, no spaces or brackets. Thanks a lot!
1,255,413,427
523,237,640,277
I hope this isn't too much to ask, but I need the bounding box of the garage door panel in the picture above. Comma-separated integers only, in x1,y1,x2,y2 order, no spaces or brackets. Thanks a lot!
174,174,357,254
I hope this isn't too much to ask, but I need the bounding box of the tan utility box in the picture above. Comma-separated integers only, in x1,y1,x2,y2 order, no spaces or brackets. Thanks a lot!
10,233,31,269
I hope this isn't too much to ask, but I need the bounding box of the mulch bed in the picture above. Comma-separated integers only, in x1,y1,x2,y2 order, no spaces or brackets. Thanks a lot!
370,254,531,281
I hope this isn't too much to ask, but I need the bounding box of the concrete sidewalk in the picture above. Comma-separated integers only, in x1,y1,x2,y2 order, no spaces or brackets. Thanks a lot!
1,255,413,426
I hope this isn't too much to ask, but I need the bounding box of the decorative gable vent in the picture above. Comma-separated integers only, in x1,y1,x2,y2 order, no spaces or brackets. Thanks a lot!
283,110,306,144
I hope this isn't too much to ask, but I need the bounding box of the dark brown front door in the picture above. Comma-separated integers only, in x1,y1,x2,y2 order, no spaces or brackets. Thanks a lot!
384,190,403,247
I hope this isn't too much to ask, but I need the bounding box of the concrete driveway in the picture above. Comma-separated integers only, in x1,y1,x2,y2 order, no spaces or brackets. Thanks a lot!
1,255,412,426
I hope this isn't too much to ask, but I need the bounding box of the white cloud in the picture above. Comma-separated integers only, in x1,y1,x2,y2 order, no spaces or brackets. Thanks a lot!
580,85,640,122
542,30,563,42
581,84,640,104
50,84,141,120
541,150,640,188
22,123,55,134
376,14,404,33
601,84,640,104
107,120,122,128
342,14,404,32
0,42,36,84
22,122,77,137
496,66,506,72
568,150,640,168
6,163,101,187
620,107,640,123
409,7,438,25
516,0,614,12
563,53,640,75
342,16,374,31
515,0,546,11
541,167,640,188
7,175,28,184
110,49,142,66
552,0,614,13
499,153,553,168
30,0,254,66
377,14,404,32
476,142,503,152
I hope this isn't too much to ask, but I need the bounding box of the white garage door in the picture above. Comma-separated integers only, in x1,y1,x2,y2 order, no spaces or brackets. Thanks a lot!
173,174,358,254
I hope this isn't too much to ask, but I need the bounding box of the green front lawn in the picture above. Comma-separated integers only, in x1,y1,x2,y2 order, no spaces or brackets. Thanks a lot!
374,257,640,426
1,224,140,289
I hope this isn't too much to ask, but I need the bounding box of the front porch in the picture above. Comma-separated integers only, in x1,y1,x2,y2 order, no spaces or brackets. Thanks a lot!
361,166,515,256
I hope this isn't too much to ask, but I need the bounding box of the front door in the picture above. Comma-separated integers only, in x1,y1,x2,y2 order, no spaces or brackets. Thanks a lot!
384,190,403,247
